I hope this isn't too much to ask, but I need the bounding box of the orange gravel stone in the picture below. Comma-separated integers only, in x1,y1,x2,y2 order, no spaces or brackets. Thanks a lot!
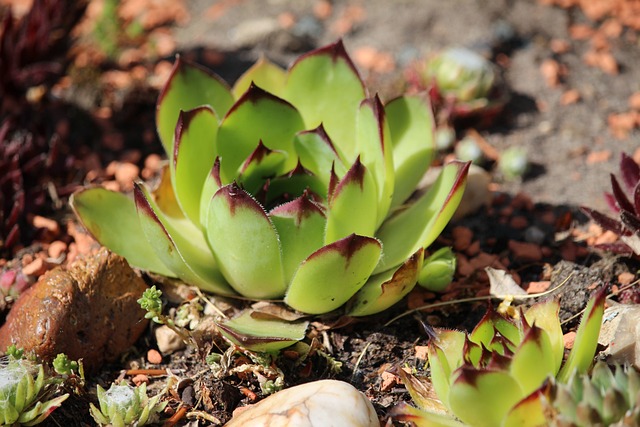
415,346,429,360
508,240,543,262
527,281,551,294
132,374,150,386
48,241,68,259
563,331,576,349
617,272,635,286
452,226,473,251
147,349,163,364
22,258,47,277
31,216,60,236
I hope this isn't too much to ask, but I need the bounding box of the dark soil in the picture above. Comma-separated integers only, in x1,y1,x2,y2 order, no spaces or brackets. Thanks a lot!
4,0,640,426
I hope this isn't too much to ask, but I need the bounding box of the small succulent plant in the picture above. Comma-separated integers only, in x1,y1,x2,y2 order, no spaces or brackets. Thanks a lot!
545,361,640,426
582,152,640,256
391,289,606,427
417,247,456,291
412,47,508,127
498,146,529,181
71,41,469,323
89,380,167,427
0,357,69,426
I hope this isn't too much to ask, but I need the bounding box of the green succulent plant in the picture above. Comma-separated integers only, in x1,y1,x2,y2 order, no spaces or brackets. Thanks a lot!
546,361,640,427
71,41,468,334
89,380,167,427
391,288,606,427
0,357,68,426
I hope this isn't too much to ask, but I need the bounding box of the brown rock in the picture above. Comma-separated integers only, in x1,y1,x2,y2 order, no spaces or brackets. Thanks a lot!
0,248,149,373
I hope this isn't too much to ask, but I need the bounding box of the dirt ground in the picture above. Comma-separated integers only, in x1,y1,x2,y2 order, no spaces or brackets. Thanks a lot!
3,0,640,425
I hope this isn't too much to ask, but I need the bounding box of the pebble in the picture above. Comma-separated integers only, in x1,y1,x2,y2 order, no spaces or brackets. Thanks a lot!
598,305,640,369
452,226,473,252
21,258,47,277
508,240,543,262
47,241,68,259
31,215,60,236
0,248,149,373
132,374,150,386
154,324,186,354
225,380,378,427
147,349,163,364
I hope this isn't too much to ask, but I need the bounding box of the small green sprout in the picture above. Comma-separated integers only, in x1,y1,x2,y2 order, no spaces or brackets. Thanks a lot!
52,354,78,376
137,286,196,348
5,345,23,360
0,358,69,426
89,380,167,427
499,146,529,181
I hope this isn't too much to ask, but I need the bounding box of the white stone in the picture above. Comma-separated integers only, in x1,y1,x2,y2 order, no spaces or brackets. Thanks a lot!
598,304,640,369
154,325,186,355
226,380,378,427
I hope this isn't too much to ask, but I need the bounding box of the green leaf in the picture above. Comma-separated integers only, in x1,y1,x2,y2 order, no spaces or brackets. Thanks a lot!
157,56,233,154
206,183,287,299
134,183,235,295
216,83,304,182
284,234,382,314
523,299,563,374
283,40,366,160
70,188,175,277
232,55,286,99
502,388,549,427
348,248,423,316
171,107,219,226
236,141,288,194
427,329,466,410
19,394,69,427
356,96,395,226
374,162,469,273
199,158,223,227
509,325,556,396
293,125,347,188
389,402,464,427
556,287,606,383
325,157,378,243
269,192,326,284
374,161,469,274
448,368,524,427
216,310,309,353
263,163,326,207
385,95,436,208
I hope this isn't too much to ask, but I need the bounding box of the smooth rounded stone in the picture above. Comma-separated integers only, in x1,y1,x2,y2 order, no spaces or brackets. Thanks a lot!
226,380,378,427
598,304,640,369
0,248,149,373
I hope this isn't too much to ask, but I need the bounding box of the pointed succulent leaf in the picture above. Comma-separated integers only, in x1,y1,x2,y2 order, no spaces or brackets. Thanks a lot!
428,329,466,409
269,193,327,284
580,207,625,235
356,96,395,226
216,83,304,182
293,125,347,187
236,141,288,194
171,107,219,226
620,152,640,190
448,368,525,427
385,95,436,208
206,183,287,299
395,368,448,414
389,402,464,427
283,40,366,159
264,164,326,207
348,248,423,316
325,157,378,243
469,307,499,348
374,161,469,274
502,387,549,427
510,325,556,396
134,184,234,295
70,188,175,277
157,56,233,154
232,56,287,99
216,310,309,353
199,158,223,226
284,234,382,314
610,174,635,214
523,299,563,374
557,287,606,383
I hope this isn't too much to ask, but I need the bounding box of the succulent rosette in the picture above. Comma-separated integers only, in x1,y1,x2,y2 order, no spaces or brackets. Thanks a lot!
89,381,166,427
0,358,68,426
391,289,606,427
71,41,468,322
